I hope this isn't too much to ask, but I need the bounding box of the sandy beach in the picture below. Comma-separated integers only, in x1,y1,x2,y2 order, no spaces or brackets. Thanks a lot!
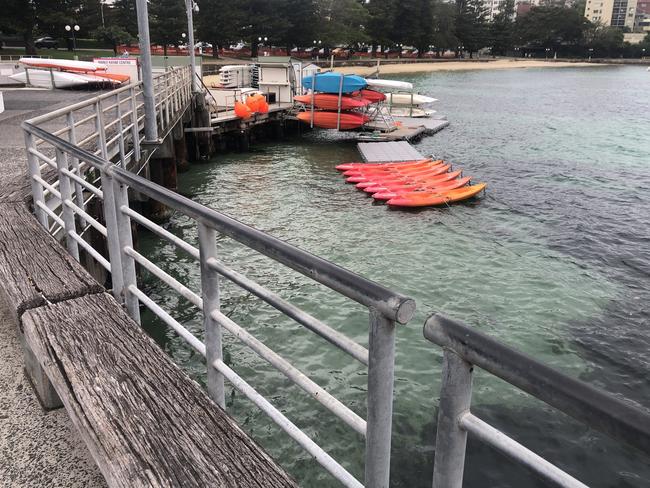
334,59,598,75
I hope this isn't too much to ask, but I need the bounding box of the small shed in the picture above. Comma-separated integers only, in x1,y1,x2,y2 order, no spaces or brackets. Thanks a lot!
255,57,296,104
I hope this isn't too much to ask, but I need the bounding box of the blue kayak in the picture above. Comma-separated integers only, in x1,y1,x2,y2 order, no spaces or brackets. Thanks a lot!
302,72,367,94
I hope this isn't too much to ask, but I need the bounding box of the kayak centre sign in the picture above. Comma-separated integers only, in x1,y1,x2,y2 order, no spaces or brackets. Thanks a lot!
93,58,139,83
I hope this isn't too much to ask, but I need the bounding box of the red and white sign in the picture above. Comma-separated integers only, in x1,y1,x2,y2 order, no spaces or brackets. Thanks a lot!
93,58,139,83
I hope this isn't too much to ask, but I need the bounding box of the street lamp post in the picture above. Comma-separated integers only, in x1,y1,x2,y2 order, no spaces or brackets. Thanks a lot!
135,0,158,142
185,0,200,92
65,24,80,53
642,48,646,60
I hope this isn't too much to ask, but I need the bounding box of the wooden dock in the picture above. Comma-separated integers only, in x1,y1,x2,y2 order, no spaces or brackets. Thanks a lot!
357,141,427,163
357,116,449,142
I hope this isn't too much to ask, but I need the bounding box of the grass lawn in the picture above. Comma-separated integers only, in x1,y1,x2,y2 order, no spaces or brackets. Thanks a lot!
0,47,116,60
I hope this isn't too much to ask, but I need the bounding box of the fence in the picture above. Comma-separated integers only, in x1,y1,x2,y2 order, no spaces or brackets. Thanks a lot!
24,66,191,238
22,69,416,485
425,313,650,488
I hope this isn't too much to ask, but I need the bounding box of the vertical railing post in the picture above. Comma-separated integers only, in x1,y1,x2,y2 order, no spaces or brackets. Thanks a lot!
55,148,79,261
129,87,141,162
66,112,85,210
113,178,140,323
115,92,126,167
24,131,48,228
365,307,397,488
431,349,473,488
197,223,225,408
100,168,125,302
96,99,109,160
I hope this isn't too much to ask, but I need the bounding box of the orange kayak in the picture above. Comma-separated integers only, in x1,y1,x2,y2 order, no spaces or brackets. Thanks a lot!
295,94,371,110
343,159,444,176
387,183,487,207
363,170,463,193
336,159,431,171
297,111,369,129
355,164,451,187
372,177,472,200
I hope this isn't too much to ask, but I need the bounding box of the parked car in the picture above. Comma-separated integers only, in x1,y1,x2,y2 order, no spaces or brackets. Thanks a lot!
35,37,58,49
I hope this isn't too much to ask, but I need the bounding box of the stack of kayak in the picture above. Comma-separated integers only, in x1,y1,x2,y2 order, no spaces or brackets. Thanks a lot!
296,73,391,130
336,158,486,208
296,72,440,129
10,58,130,89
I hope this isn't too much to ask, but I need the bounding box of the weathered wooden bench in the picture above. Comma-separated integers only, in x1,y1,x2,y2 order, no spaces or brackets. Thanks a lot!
0,202,102,407
22,293,298,487
1,203,298,487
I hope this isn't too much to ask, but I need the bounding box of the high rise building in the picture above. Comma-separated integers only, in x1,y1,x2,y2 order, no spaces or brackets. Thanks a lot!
584,0,638,28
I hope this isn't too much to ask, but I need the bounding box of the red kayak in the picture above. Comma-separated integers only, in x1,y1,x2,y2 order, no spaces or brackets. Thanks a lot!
372,177,472,200
354,164,451,187
363,170,463,193
350,89,386,103
295,94,371,110
336,159,432,171
343,159,444,176
344,161,445,180
297,111,369,129
387,183,487,207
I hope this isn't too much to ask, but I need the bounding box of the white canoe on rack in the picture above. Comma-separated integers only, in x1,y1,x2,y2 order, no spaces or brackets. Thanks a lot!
19,57,107,72
385,92,437,106
10,70,89,89
365,78,414,91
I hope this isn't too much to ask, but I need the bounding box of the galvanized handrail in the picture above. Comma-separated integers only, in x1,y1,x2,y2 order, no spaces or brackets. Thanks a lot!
425,313,650,488
22,74,415,486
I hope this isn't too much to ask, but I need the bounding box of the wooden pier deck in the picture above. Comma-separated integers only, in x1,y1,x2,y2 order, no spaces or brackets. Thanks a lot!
357,116,449,142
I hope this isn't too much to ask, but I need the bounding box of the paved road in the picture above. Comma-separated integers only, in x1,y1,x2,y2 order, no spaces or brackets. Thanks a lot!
0,87,106,487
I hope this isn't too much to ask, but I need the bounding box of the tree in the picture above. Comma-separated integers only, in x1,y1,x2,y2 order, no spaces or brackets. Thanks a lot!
490,0,515,55
455,0,490,57
275,0,318,54
431,0,458,57
196,0,245,57
393,0,434,57
95,25,134,54
150,0,186,57
314,0,369,51
515,6,589,55
112,0,139,38
366,0,397,55
584,23,624,57
2,0,38,53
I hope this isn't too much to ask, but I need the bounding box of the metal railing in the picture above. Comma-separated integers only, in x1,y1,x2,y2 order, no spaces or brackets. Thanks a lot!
425,313,650,488
24,66,192,237
22,82,416,485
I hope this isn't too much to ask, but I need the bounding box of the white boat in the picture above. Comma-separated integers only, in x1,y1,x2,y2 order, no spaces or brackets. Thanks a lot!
19,57,107,72
10,70,89,89
366,78,414,91
385,92,437,106
388,106,437,118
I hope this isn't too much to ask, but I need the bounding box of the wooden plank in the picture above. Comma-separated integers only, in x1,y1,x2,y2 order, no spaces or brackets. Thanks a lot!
22,292,298,488
0,203,102,319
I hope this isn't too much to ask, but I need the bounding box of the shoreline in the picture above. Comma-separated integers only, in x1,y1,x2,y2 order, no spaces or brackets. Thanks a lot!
333,59,603,75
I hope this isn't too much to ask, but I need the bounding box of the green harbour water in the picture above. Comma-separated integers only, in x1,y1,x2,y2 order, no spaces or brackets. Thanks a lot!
139,65,650,487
